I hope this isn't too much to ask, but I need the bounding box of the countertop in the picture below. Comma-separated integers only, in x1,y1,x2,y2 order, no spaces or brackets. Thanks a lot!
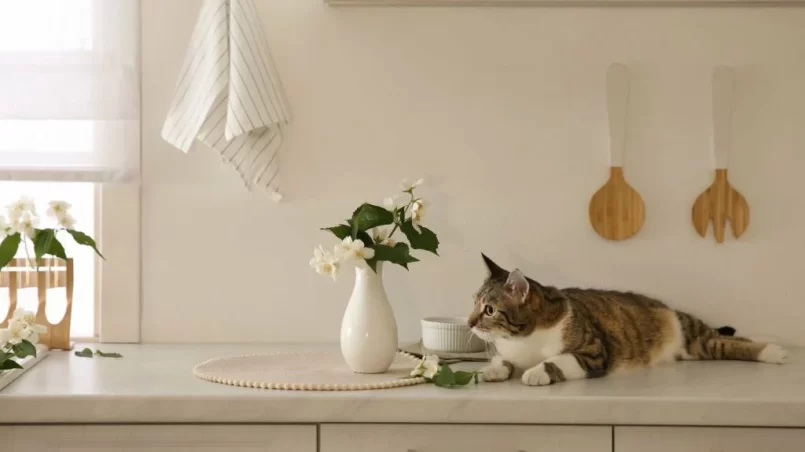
1,344,804,426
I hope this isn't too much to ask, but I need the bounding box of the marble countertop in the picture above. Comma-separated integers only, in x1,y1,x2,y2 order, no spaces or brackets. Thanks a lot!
1,344,804,426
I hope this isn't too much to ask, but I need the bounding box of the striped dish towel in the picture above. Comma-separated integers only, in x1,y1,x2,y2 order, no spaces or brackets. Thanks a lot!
161,0,290,200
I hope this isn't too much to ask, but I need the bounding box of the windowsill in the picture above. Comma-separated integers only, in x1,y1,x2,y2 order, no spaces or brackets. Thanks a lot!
0,344,49,392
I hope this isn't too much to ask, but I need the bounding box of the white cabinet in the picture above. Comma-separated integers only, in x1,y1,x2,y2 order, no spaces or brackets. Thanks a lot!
0,425,316,452
615,426,805,452
320,424,611,452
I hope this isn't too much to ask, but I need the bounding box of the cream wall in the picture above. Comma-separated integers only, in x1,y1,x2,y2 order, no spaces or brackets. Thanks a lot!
141,1,805,344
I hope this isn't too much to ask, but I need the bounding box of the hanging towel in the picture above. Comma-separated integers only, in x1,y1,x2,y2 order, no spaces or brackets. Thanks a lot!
161,0,290,200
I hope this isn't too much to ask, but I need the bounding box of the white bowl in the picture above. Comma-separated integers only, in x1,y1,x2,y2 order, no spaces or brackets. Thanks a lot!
421,317,486,353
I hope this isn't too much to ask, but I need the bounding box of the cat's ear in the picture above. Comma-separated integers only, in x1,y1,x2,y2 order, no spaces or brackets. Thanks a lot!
482,253,508,279
505,269,530,303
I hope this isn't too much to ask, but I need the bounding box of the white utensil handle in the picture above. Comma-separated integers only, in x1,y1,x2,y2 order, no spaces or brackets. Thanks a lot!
606,63,630,167
712,66,734,169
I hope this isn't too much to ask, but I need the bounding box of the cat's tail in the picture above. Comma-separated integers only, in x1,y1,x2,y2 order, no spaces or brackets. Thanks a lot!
676,312,787,364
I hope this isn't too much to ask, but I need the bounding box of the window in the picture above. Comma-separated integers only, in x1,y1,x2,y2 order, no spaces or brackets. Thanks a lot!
0,1,140,341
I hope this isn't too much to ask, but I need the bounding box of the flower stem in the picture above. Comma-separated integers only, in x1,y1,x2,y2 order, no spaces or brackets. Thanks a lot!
387,193,416,239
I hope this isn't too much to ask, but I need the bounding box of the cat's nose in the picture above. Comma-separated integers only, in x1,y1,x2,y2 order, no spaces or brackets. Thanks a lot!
467,315,478,328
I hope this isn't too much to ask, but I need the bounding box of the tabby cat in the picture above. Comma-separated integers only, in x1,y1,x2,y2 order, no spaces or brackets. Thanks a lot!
469,255,787,386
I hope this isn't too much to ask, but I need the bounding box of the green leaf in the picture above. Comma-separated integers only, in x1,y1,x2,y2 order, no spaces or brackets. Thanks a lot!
453,371,477,386
33,228,54,260
350,203,395,237
0,359,23,370
431,364,456,387
11,340,37,359
322,224,351,240
367,243,420,272
0,233,21,269
74,348,94,358
66,229,105,260
94,350,123,358
33,229,67,261
400,220,439,255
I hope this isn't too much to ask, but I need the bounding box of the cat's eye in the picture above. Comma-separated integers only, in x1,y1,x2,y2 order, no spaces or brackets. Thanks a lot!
484,305,496,316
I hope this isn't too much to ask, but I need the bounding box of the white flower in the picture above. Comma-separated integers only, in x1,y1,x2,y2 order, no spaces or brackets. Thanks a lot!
57,213,76,230
11,308,36,326
309,246,340,281
410,355,440,379
400,178,424,193
383,196,401,212
7,320,33,345
11,212,38,239
334,237,375,261
10,309,47,335
411,199,426,233
46,200,71,220
372,227,396,247
6,197,36,222
0,328,9,345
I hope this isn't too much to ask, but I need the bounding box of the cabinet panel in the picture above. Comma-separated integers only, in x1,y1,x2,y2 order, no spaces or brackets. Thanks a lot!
0,425,316,452
321,424,611,452
615,426,805,452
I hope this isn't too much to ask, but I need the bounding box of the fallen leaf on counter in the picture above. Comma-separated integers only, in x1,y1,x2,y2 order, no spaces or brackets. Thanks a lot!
74,348,94,358
74,348,123,358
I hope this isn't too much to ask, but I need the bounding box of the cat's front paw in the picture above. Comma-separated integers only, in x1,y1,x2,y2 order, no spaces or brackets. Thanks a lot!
480,364,512,382
521,364,552,386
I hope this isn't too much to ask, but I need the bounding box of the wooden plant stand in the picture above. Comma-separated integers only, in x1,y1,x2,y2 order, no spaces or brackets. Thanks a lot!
0,258,75,350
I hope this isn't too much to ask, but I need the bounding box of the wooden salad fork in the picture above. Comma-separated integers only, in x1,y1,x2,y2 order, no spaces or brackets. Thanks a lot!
692,67,750,243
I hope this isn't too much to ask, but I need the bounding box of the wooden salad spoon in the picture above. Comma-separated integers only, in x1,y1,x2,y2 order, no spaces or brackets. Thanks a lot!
692,66,750,243
589,63,645,241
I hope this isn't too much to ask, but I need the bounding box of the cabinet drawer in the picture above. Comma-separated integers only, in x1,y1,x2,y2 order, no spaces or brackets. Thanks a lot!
0,425,316,452
320,424,611,452
615,426,805,452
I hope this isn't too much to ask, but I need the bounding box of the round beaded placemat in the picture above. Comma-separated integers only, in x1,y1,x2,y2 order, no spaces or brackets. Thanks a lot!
193,351,426,391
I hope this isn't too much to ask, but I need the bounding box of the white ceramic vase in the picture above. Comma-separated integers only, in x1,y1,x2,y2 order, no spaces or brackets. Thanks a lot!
340,262,398,374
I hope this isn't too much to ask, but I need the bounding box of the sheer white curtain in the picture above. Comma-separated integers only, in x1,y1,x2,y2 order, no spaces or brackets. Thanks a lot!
0,0,139,182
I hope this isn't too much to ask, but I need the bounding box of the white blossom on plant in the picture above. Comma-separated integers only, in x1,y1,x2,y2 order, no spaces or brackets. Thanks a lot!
372,227,396,247
400,178,424,193
0,328,9,345
6,197,36,222
11,308,47,336
383,196,401,212
410,354,440,378
12,212,39,238
335,237,375,261
309,246,340,281
356,245,374,260
46,201,71,220
57,213,76,230
411,199,426,233
11,308,36,326
7,320,33,345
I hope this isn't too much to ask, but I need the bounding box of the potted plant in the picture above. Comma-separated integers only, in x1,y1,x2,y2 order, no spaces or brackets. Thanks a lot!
310,179,439,374
0,197,103,349
0,197,102,268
